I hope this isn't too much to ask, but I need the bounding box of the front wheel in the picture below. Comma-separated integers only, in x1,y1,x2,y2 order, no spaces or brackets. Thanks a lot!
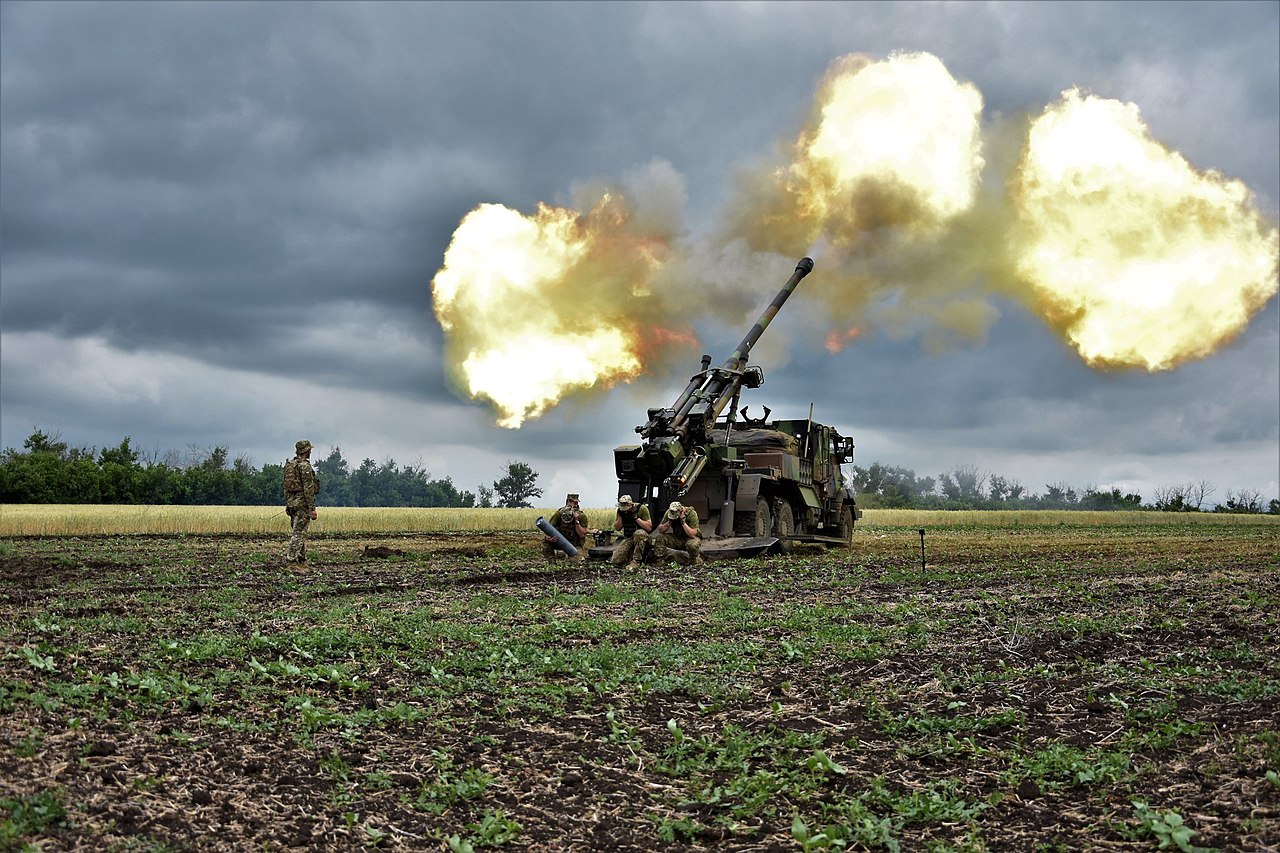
830,506,854,549
736,497,772,538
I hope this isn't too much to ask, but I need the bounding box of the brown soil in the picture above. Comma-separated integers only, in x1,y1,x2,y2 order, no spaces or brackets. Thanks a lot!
1,527,1277,851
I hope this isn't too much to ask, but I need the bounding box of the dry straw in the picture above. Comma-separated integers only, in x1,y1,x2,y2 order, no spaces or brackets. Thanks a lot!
0,505,604,536
1,504,1274,537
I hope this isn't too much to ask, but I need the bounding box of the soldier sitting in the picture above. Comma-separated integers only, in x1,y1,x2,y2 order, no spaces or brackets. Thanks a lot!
611,494,653,570
651,501,705,567
541,493,593,563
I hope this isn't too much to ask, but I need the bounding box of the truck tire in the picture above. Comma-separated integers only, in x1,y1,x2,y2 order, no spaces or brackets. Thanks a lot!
775,502,795,554
736,497,772,537
831,505,854,549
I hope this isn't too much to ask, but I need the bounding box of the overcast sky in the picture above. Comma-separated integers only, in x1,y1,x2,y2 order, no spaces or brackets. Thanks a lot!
2,1,1277,509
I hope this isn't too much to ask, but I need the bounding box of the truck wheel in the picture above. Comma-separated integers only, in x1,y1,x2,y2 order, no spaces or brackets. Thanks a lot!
775,502,794,554
833,506,854,548
736,497,772,537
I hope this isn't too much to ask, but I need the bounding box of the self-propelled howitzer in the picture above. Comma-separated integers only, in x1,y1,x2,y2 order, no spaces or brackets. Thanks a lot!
599,257,861,560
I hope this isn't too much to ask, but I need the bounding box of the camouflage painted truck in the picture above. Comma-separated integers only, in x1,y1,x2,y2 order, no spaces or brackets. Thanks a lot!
590,257,861,560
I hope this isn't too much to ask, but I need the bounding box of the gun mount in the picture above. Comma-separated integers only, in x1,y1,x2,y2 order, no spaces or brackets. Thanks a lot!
594,258,861,561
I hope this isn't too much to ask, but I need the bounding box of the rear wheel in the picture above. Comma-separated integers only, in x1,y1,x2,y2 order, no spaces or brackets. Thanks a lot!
735,497,772,538
774,502,795,554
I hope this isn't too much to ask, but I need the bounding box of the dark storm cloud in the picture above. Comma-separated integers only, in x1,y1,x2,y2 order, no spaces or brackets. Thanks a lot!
1,1,1276,504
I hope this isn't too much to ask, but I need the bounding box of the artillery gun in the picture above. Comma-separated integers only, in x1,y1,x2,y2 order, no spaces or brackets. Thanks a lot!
590,257,861,561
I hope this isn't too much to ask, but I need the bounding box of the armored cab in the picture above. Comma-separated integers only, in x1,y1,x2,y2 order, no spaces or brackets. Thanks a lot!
594,258,861,560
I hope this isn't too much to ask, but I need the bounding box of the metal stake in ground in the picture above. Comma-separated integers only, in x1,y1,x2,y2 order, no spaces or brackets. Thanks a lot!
918,528,926,572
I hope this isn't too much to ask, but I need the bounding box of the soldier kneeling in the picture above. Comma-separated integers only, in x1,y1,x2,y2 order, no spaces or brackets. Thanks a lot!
541,493,593,563
610,494,653,570
651,501,705,567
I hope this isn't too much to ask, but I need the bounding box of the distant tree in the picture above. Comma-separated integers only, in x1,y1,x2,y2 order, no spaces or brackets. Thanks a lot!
314,447,353,506
1041,482,1080,509
98,437,140,468
476,484,495,508
409,466,469,508
493,461,542,508
1188,480,1215,511
242,463,283,505
182,444,229,472
850,463,936,508
316,446,350,478
1214,489,1262,514
1151,483,1196,512
23,429,69,458
202,446,230,471
1270,499,1280,516
938,465,986,507
987,474,1026,505
0,430,96,501
98,437,143,503
1079,486,1142,511
370,458,402,506
351,458,379,506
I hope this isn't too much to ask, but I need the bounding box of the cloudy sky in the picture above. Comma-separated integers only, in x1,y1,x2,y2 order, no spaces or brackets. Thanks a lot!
2,1,1277,509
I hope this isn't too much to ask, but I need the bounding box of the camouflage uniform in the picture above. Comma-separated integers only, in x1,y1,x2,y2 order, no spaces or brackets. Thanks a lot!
651,501,704,566
542,494,589,562
611,498,652,568
283,439,321,563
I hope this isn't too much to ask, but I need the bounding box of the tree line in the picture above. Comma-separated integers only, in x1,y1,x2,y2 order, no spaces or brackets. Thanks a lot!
0,430,540,508
850,463,1278,514
1,429,1275,513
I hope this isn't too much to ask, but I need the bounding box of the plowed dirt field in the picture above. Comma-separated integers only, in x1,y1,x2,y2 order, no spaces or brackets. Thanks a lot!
2,520,1277,851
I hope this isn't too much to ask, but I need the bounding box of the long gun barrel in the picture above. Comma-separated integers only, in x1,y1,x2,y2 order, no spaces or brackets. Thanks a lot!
723,256,814,372
640,257,814,442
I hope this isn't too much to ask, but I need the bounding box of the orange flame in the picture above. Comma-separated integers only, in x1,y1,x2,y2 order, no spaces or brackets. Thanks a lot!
824,326,863,354
430,193,694,427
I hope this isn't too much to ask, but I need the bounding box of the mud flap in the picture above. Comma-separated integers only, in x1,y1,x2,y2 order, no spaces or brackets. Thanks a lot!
701,536,779,558
589,537,779,561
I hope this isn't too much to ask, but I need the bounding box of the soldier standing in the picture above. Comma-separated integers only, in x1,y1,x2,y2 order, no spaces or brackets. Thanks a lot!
651,500,705,567
283,439,321,566
541,493,593,563
611,494,653,570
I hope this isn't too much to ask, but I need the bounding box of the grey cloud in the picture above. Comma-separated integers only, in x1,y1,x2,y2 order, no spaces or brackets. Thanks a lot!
1,0,1276,505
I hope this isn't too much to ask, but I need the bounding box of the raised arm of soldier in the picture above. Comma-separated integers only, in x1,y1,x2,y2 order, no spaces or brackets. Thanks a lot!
564,493,597,537
542,493,595,563
677,511,697,537
614,496,653,533
656,506,696,537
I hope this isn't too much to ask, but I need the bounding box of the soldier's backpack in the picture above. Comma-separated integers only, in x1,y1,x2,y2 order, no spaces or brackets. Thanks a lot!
283,459,301,494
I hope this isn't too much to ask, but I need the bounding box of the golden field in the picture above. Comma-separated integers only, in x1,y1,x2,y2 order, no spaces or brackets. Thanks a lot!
1,503,1276,536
